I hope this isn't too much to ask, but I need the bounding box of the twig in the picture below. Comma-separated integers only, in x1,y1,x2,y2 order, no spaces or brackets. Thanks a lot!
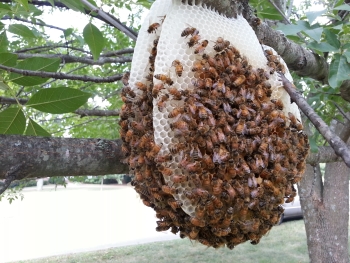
80,0,137,41
267,0,290,24
0,64,122,83
15,53,132,65
0,163,23,195
333,102,350,122
279,72,350,168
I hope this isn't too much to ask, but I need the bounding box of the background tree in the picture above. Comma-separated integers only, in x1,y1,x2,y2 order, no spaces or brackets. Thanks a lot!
0,0,349,262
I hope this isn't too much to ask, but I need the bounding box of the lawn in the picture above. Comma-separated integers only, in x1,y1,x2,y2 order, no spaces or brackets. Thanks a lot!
18,219,309,263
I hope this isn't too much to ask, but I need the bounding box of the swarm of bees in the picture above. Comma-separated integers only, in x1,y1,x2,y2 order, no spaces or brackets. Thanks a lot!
119,22,309,249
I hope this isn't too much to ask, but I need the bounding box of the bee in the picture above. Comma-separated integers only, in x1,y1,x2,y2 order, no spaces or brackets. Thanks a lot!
192,188,210,200
169,142,186,154
142,200,153,207
188,34,201,47
168,107,184,118
192,78,206,89
258,137,268,154
172,60,183,77
170,120,189,131
272,99,284,110
135,81,148,91
152,83,165,98
162,185,178,195
155,153,172,163
261,101,275,114
189,227,200,239
207,66,219,79
211,177,223,196
211,195,223,208
185,162,202,173
172,175,188,183
147,22,160,33
195,202,206,219
168,198,183,210
217,128,226,143
154,74,173,85
157,94,169,111
192,60,204,72
190,216,206,227
233,75,246,87
288,112,303,130
181,26,198,37
157,164,173,177
194,40,209,54
190,143,202,160
148,142,162,157
213,78,226,93
213,37,229,52
235,118,245,134
153,192,164,201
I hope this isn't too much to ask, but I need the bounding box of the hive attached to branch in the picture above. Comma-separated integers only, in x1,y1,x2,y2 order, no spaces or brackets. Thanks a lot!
119,0,309,249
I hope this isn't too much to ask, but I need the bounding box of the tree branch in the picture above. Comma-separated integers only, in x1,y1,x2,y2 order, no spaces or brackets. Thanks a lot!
0,96,121,117
79,0,138,41
0,64,122,83
0,135,129,180
0,134,346,181
279,73,350,168
14,53,132,65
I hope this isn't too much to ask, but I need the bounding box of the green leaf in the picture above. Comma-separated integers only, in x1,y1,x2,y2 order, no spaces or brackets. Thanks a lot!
25,118,51,136
60,0,85,12
344,51,350,63
258,6,283,20
0,53,18,66
303,26,323,42
8,24,35,38
306,9,326,24
15,0,29,11
276,20,309,36
136,0,152,9
26,87,91,114
0,31,9,52
9,57,60,86
309,135,318,153
0,22,4,31
334,4,350,11
63,28,73,37
0,3,12,15
307,42,339,52
323,28,340,49
0,107,26,135
0,81,9,90
83,23,105,61
47,0,54,7
329,54,350,89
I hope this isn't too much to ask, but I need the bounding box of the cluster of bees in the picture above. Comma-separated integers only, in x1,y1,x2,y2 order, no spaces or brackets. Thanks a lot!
119,21,309,249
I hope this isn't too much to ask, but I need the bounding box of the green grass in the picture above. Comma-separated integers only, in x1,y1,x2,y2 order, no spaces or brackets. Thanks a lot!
18,219,309,263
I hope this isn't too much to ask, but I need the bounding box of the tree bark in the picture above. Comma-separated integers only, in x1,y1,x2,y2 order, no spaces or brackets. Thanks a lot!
300,119,350,263
0,135,129,180
0,134,347,181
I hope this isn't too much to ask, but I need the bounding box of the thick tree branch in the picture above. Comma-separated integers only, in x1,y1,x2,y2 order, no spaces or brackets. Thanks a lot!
0,96,121,117
0,135,129,180
0,64,122,83
0,135,345,181
279,73,350,168
14,53,132,65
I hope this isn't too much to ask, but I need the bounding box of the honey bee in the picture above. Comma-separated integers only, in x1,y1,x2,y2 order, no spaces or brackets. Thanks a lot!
154,74,173,85
233,75,246,87
190,216,206,227
272,99,284,110
135,81,148,91
191,60,203,72
152,83,165,98
213,37,229,52
213,227,231,237
142,199,153,207
172,175,188,183
155,153,173,163
172,60,183,77
192,78,206,89
162,185,178,195
211,195,223,208
211,177,223,196
148,142,162,157
153,192,164,201
167,107,184,118
188,34,201,47
185,162,202,173
189,227,200,239
207,66,219,79
147,22,160,33
190,143,202,160
288,112,303,130
213,78,226,93
170,120,189,131
169,142,186,154
235,118,246,134
181,26,198,37
194,40,209,54
157,164,173,177
157,94,169,111
168,198,183,210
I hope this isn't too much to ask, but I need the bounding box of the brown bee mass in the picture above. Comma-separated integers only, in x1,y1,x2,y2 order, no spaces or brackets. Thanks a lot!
119,26,309,249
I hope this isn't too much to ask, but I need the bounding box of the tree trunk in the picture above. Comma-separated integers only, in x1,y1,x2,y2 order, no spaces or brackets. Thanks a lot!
300,117,350,263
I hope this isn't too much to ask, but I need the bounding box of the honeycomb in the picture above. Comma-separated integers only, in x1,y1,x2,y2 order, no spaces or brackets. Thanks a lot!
119,0,309,249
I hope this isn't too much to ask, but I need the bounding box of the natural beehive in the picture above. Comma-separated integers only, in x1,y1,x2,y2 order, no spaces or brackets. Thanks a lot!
119,0,309,248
